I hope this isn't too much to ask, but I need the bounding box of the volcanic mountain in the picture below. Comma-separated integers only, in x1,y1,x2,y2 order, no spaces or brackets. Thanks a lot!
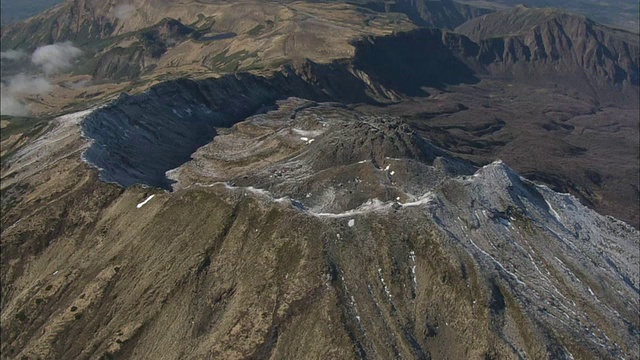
0,1,638,359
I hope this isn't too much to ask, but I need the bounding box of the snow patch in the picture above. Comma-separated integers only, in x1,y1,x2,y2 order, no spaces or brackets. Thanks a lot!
172,109,184,118
468,237,526,286
409,250,417,290
401,192,434,208
315,199,390,218
497,217,511,228
293,128,324,137
378,268,392,299
348,219,355,227
546,200,562,223
61,108,97,124
136,195,155,208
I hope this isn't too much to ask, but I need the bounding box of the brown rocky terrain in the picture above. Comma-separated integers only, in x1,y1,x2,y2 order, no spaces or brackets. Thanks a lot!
2,97,638,359
1,1,639,359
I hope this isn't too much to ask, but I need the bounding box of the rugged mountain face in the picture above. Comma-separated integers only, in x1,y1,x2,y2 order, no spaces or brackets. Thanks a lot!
0,0,489,48
1,1,639,359
91,18,199,80
456,6,639,97
1,98,638,359
33,16,640,225
0,0,115,49
1,0,416,81
461,0,639,32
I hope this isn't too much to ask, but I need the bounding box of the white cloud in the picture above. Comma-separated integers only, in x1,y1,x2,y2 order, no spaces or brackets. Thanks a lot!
7,73,53,95
0,86,29,116
31,41,83,75
1,42,83,116
114,4,136,21
62,79,91,89
0,49,27,61
0,74,55,116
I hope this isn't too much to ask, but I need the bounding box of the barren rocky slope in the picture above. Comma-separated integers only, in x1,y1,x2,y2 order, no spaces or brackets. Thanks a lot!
1,97,638,359
1,2,639,359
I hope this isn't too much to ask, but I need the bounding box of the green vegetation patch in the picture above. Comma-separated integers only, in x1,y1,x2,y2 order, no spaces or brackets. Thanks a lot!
0,115,47,142
207,49,256,73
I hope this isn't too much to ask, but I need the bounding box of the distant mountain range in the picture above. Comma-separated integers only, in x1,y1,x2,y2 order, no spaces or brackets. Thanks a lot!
1,0,637,32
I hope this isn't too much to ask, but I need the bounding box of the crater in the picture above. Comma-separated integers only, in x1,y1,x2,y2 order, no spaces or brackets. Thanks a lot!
77,30,490,190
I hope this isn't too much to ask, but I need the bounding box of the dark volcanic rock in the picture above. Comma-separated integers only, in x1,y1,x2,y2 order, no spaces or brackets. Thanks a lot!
81,62,403,190
353,28,480,96
81,75,285,189
388,0,494,29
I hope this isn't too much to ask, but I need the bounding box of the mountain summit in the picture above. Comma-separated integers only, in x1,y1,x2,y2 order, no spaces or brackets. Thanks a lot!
1,0,638,359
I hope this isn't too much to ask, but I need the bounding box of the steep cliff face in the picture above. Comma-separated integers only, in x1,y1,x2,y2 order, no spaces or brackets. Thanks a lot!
456,6,639,93
353,29,480,96
80,62,402,190
351,22,638,103
0,0,116,49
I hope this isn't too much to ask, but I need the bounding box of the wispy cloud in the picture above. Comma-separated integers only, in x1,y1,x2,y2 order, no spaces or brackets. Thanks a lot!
31,41,83,75
114,4,136,21
0,87,30,116
1,42,85,116
0,49,27,61
62,79,92,89
7,73,53,95
0,74,54,116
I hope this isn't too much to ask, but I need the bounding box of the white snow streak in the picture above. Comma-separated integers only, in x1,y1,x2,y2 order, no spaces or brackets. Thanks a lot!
293,128,324,137
468,237,526,286
378,268,392,299
315,199,390,218
409,250,417,290
546,200,562,222
136,195,155,208
401,193,435,207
